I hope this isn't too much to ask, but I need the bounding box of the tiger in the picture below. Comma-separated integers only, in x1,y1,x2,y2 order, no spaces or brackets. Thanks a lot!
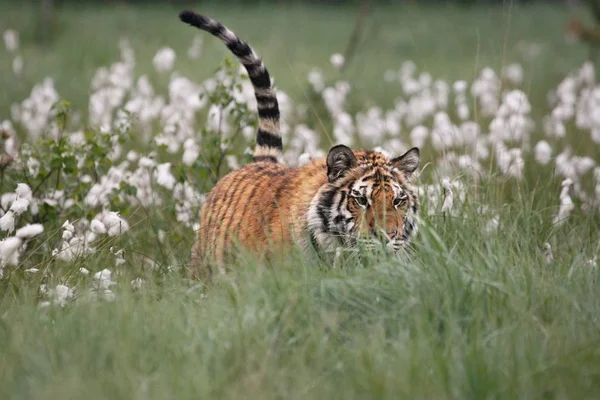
179,10,421,279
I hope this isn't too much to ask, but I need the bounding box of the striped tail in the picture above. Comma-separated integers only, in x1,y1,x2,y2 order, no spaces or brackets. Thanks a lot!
179,11,282,163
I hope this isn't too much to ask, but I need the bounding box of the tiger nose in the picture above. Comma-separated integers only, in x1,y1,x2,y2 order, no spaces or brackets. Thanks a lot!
385,229,398,240
371,227,397,241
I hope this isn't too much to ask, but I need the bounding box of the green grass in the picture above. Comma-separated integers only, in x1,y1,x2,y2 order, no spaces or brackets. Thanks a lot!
1,1,600,399
2,195,599,399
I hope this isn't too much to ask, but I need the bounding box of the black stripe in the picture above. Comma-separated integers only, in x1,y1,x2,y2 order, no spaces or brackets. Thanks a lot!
233,181,261,233
221,173,256,240
210,23,225,37
256,129,282,149
180,11,211,30
249,71,271,89
206,178,239,248
258,106,280,120
244,61,264,77
253,164,286,176
227,40,253,58
253,155,278,163
273,180,290,205
255,94,277,103
317,189,337,233
337,191,347,214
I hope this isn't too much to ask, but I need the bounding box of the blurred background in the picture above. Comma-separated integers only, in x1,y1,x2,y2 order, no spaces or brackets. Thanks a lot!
1,0,599,119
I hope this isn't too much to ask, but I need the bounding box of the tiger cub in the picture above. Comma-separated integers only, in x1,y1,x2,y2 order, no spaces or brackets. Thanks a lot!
180,11,420,279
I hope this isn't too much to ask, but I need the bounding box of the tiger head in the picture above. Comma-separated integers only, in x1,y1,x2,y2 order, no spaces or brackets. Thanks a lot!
308,145,420,253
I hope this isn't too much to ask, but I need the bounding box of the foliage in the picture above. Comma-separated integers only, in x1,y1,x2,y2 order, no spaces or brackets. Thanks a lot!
0,2,600,399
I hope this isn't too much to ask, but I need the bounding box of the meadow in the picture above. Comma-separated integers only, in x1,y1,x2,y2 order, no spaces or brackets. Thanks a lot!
1,1,600,399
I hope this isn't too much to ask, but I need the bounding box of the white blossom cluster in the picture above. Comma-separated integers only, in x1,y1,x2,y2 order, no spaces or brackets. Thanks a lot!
3,29,23,76
2,31,599,302
0,184,44,277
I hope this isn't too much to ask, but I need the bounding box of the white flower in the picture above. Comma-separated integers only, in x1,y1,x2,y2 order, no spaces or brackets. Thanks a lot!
226,155,239,170
534,141,552,165
441,178,454,214
138,156,156,169
94,269,115,289
553,180,574,225
131,278,145,290
298,153,312,166
9,198,29,215
112,247,126,266
155,163,176,190
0,236,22,266
308,69,325,93
62,220,75,232
80,267,90,275
48,284,75,307
543,243,554,265
453,80,468,93
12,56,23,76
182,138,200,166
503,63,524,86
457,103,470,121
90,219,107,235
152,47,176,73
579,61,595,86
330,53,345,69
3,29,19,52
503,90,531,115
410,125,429,148
484,216,499,234
15,224,44,239
102,211,130,236
0,211,15,232
62,230,73,241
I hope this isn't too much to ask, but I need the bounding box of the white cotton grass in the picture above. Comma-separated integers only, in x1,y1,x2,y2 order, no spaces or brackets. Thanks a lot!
15,224,44,239
182,138,200,166
440,177,454,214
12,56,23,76
553,179,575,226
155,163,176,190
3,36,600,303
11,78,60,139
100,211,130,237
40,284,75,308
3,29,19,52
543,243,554,265
503,63,524,86
330,53,345,69
0,236,22,269
0,212,15,233
152,47,176,73
535,140,552,165
90,219,107,235
0,183,33,233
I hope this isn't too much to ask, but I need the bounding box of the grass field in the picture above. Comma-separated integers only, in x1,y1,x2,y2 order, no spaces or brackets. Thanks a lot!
1,1,600,399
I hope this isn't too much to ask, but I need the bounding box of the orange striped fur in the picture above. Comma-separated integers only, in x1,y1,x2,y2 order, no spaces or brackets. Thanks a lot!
180,11,421,279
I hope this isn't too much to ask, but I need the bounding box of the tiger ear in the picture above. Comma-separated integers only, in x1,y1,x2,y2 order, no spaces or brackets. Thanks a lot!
392,147,420,177
327,145,357,183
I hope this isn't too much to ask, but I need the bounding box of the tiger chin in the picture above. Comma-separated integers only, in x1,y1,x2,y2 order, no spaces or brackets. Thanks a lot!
179,11,420,280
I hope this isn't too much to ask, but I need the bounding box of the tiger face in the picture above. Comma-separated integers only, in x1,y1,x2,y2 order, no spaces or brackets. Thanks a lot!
308,145,420,253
